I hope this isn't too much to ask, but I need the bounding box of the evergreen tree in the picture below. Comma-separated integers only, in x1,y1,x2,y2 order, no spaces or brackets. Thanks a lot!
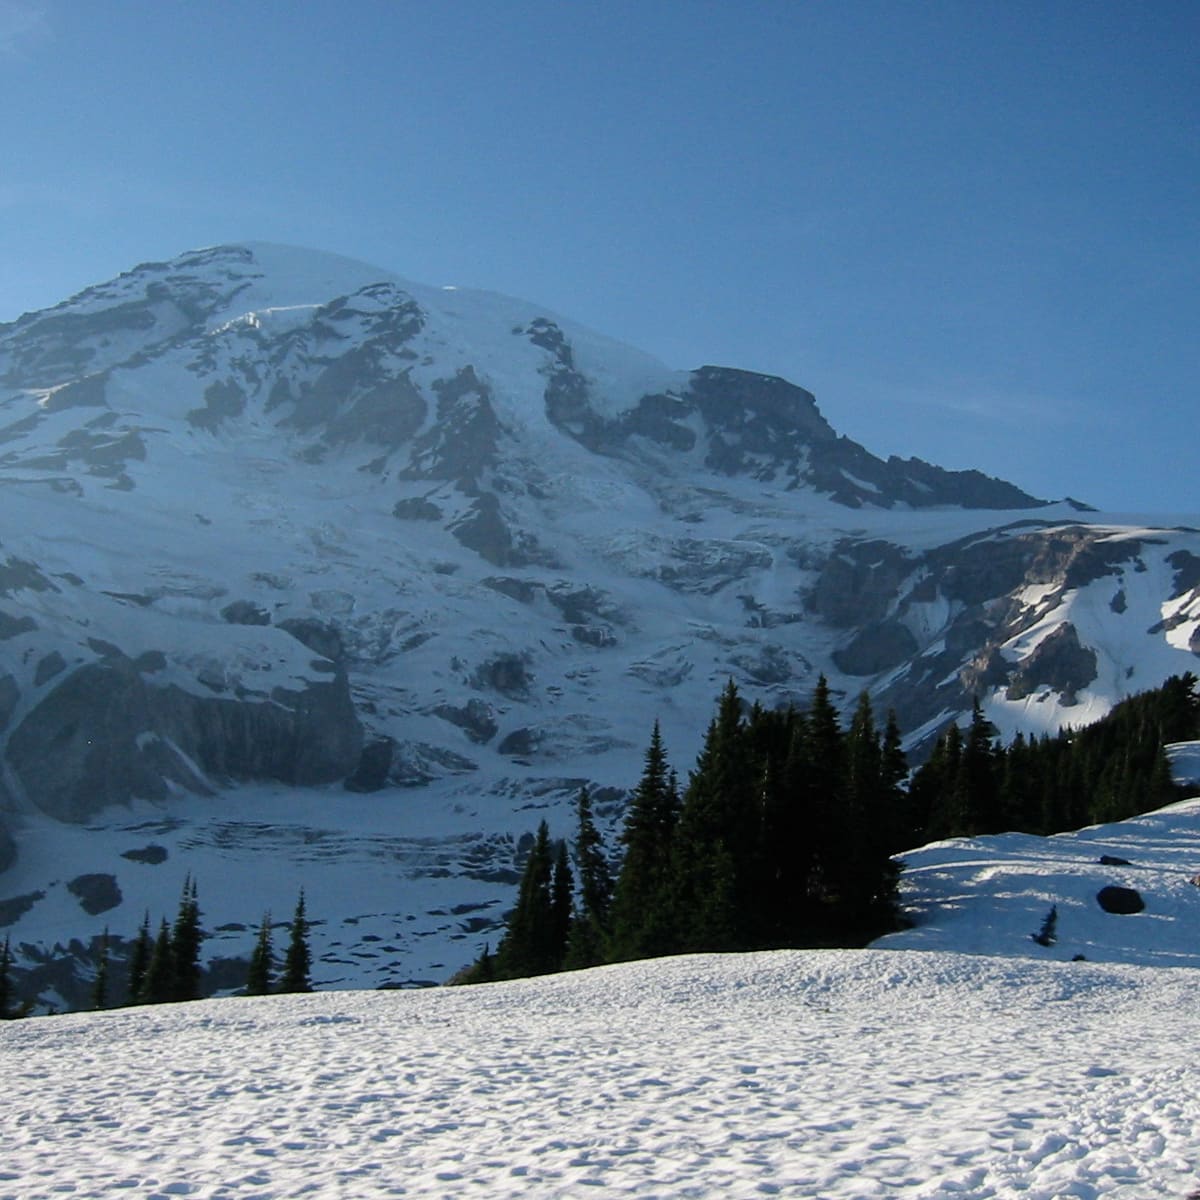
1031,904,1058,947
91,930,110,1011
767,712,817,943
608,723,680,961
126,911,152,1005
278,891,313,994
564,786,614,970
0,935,12,1019
833,691,899,934
880,709,911,854
495,822,560,978
245,911,274,996
804,675,847,909
474,943,495,982
959,698,1002,834
550,840,574,968
139,918,175,1004
673,680,756,952
170,876,203,1002
919,721,964,840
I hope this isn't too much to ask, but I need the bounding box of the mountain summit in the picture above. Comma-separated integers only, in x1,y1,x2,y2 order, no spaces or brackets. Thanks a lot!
0,244,1197,998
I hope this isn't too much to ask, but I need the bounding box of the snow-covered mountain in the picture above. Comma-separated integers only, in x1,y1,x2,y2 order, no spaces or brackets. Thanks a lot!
1,243,1198,1001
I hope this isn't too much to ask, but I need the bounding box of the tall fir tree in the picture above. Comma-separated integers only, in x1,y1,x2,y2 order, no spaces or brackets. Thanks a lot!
959,698,1002,834
126,911,152,1005
495,821,560,978
170,876,203,1002
879,709,911,854
564,786,614,970
805,675,847,909
91,930,110,1011
673,680,757,952
279,890,313,993
0,935,12,1019
767,712,817,943
246,911,274,996
139,918,175,1004
550,840,574,969
608,722,681,961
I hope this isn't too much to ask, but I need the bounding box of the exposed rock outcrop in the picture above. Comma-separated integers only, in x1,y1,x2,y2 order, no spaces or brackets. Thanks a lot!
5,645,361,823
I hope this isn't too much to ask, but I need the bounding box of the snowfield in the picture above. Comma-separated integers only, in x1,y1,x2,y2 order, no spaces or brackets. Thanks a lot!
8,790,1200,1198
4,950,1200,1199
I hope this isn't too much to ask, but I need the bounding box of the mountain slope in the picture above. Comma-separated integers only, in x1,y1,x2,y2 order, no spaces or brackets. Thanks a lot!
0,243,1197,1000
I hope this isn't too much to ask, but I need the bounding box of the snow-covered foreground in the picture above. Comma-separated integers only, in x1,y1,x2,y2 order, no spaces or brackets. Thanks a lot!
4,949,1200,1200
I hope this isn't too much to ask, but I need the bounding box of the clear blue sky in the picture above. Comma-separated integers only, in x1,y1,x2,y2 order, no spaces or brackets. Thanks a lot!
2,0,1196,513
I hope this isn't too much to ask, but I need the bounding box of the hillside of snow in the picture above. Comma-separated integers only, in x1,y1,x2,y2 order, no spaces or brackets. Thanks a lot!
5,948,1200,1199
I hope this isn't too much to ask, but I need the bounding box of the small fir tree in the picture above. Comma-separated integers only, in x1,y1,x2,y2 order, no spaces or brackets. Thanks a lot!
126,911,152,1005
1031,904,1058,947
608,722,680,961
0,935,12,1019
91,930,110,1011
495,821,559,978
564,786,615,970
245,911,274,996
550,839,574,969
170,876,203,1002
139,918,175,1004
278,891,313,994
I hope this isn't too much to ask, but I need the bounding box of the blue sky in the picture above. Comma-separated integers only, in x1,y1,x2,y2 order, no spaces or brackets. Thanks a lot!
1,0,1195,513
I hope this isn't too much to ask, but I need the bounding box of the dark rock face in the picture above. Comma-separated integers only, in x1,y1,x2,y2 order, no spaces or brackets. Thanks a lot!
33,652,67,686
0,890,43,925
1007,624,1098,705
1096,885,1145,915
432,700,499,744
5,646,362,823
393,497,443,521
0,555,57,596
450,494,515,566
187,379,247,431
221,600,271,626
472,653,532,699
449,494,557,569
0,673,18,733
277,618,344,663
835,620,921,676
0,815,16,874
66,873,122,915
807,541,914,628
121,844,168,865
344,738,395,793
0,609,37,639
497,727,536,757
385,742,478,786
400,366,502,485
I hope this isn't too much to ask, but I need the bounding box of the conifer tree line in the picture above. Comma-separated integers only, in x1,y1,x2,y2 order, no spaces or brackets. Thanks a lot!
460,677,910,983
74,881,314,1014
908,673,1199,840
463,673,1200,985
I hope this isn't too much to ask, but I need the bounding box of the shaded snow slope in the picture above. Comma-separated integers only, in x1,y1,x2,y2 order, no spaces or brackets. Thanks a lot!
4,950,1200,1199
